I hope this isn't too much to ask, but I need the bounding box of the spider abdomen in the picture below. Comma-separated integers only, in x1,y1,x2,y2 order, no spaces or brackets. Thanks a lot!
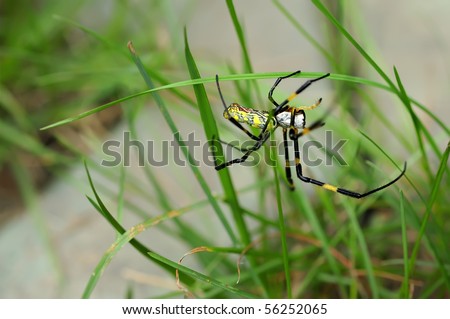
223,103,275,129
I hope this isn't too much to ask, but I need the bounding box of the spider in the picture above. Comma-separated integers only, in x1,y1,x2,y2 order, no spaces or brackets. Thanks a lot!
213,70,406,198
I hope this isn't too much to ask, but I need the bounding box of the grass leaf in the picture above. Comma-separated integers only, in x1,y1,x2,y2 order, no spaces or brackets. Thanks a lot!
407,141,450,290
127,41,238,245
147,251,257,298
184,29,247,246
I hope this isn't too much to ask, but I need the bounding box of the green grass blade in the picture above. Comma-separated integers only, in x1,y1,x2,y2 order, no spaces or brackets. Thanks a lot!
184,31,271,296
0,85,32,130
393,66,432,180
127,120,174,212
52,15,130,58
82,208,184,298
359,130,424,204
358,89,414,151
399,191,410,298
420,278,446,299
341,201,379,297
401,194,450,295
311,0,395,90
269,133,292,298
408,141,450,290
127,41,238,245
55,16,197,109
184,29,246,246
126,117,213,251
287,190,346,296
147,251,256,298
82,161,194,296
272,0,335,66
116,164,125,233
225,0,253,75
225,0,263,105
37,73,320,130
0,119,68,163
41,72,448,136
40,91,149,130
311,0,444,160
408,97,449,136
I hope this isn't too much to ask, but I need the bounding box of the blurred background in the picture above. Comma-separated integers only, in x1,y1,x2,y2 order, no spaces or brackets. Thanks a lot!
0,0,449,298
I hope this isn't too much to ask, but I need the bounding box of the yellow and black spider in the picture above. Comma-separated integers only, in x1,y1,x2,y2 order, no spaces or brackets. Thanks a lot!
213,70,406,198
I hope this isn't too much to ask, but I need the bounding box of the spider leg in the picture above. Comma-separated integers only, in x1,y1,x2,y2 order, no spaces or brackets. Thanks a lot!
290,118,326,140
291,128,406,198
214,137,260,152
282,128,295,190
274,73,330,114
283,107,326,191
225,118,261,141
214,132,270,170
268,70,301,107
